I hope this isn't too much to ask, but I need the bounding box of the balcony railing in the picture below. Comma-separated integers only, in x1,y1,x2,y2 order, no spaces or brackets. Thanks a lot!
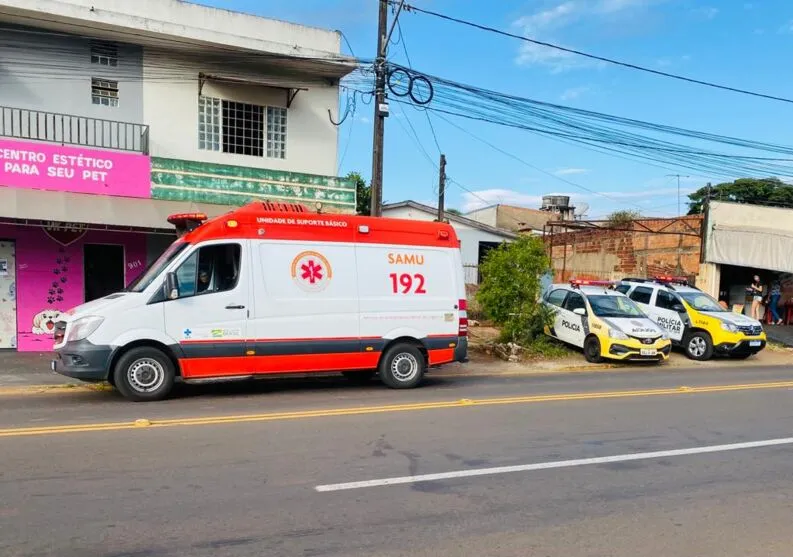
0,105,149,154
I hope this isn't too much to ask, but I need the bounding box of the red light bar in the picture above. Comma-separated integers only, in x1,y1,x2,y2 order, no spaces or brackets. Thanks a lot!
655,275,688,285
167,212,208,225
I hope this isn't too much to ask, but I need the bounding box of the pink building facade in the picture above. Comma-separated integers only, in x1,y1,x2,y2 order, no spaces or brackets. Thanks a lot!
0,138,157,352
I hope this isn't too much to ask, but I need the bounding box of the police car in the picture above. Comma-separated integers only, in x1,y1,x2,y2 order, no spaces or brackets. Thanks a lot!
542,280,671,363
616,276,766,361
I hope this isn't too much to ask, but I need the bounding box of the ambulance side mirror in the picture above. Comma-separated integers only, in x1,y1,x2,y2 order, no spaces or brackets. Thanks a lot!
672,304,685,313
573,308,587,316
165,272,179,300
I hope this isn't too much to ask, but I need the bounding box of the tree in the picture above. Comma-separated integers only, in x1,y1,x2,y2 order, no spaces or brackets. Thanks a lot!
445,208,462,216
476,235,551,345
687,178,793,214
605,210,641,227
346,171,371,215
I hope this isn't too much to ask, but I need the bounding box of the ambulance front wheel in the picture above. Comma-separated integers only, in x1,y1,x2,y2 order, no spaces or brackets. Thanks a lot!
379,343,426,389
584,336,604,364
113,346,176,402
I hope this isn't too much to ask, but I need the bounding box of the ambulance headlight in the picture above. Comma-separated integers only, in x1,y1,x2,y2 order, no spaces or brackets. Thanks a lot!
609,328,629,340
67,316,104,342
720,321,739,333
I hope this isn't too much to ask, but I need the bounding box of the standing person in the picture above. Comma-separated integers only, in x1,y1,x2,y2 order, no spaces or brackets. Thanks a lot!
769,280,783,325
749,275,764,321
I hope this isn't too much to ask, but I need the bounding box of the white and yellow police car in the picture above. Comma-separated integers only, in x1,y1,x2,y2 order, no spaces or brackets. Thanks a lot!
542,280,672,363
616,276,766,360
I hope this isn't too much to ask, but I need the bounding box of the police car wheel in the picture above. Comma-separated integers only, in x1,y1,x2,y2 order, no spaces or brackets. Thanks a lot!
684,331,714,361
584,336,604,363
380,343,425,389
114,346,175,402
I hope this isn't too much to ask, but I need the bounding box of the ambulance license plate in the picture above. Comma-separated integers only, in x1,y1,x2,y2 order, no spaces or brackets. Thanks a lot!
640,348,657,356
749,341,762,347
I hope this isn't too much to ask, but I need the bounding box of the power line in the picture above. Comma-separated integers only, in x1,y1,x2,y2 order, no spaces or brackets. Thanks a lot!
394,20,442,155
400,3,793,105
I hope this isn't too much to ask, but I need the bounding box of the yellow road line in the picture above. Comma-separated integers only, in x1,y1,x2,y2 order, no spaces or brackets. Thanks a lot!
1,380,792,439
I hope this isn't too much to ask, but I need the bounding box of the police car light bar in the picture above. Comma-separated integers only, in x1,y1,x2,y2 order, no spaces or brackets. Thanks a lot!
570,279,615,289
654,275,688,286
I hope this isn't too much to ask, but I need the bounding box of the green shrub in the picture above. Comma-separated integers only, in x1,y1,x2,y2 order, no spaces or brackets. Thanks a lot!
476,235,553,346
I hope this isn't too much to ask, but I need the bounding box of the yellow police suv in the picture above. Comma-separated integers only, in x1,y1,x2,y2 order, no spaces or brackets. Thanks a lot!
542,280,672,363
616,276,766,361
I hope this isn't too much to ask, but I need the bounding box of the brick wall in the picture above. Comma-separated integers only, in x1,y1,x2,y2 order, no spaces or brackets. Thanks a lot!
547,216,704,282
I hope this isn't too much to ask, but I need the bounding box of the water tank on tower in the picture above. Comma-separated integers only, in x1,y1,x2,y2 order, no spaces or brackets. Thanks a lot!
541,195,575,220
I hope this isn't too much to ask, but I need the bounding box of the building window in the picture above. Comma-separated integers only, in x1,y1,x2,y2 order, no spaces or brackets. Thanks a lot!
198,96,286,159
90,41,118,67
267,106,287,159
198,96,221,151
223,100,264,157
91,78,119,107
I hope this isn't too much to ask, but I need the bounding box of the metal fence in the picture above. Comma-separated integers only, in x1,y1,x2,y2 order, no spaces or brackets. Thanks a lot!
464,264,480,285
0,105,149,154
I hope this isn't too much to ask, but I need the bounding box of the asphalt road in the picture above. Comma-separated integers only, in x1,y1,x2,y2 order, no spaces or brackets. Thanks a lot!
2,364,793,556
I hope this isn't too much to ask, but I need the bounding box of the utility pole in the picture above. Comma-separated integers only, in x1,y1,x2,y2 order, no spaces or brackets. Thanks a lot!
369,0,405,217
666,174,690,216
436,154,447,221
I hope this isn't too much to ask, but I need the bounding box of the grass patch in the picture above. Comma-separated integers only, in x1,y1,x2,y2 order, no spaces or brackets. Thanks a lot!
522,336,573,359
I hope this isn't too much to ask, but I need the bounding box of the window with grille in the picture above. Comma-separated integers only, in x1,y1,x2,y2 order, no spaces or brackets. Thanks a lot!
90,41,118,67
91,78,119,107
198,96,287,159
267,106,287,159
198,96,221,151
223,100,264,157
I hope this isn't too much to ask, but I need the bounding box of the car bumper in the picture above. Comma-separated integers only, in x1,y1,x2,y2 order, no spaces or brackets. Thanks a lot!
52,340,113,382
715,339,766,355
607,342,672,362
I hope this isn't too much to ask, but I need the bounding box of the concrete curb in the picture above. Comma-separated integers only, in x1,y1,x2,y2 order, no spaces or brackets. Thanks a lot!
0,383,112,397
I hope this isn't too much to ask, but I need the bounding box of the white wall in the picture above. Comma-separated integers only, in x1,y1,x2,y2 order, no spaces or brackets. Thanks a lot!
143,49,340,176
465,206,498,227
0,0,342,57
382,206,510,265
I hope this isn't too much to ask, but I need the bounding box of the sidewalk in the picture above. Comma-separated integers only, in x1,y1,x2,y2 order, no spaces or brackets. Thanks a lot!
0,352,81,388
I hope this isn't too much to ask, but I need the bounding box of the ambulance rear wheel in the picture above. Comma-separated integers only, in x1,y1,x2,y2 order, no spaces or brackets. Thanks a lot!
114,346,175,402
380,343,425,389
684,331,713,361
584,336,604,363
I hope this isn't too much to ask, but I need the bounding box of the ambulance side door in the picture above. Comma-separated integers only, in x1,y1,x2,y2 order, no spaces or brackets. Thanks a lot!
559,291,588,348
652,289,686,342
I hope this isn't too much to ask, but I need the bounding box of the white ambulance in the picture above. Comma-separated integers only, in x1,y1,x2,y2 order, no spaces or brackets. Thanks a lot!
52,202,469,401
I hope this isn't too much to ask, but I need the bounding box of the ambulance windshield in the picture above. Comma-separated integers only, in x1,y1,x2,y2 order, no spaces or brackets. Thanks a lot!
588,295,645,318
127,242,189,293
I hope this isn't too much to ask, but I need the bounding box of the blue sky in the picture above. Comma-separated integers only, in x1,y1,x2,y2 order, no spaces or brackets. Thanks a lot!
200,0,793,217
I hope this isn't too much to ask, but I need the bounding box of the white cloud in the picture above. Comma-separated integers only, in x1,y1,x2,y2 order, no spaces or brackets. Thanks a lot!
555,167,589,175
460,185,695,212
560,86,591,101
512,0,666,70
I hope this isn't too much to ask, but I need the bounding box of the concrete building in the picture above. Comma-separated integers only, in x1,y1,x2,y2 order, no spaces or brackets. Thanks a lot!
465,203,558,234
698,201,793,320
0,0,356,350
381,201,517,285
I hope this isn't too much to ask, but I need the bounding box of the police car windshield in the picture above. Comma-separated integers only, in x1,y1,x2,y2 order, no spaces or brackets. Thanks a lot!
588,295,645,318
678,291,725,312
